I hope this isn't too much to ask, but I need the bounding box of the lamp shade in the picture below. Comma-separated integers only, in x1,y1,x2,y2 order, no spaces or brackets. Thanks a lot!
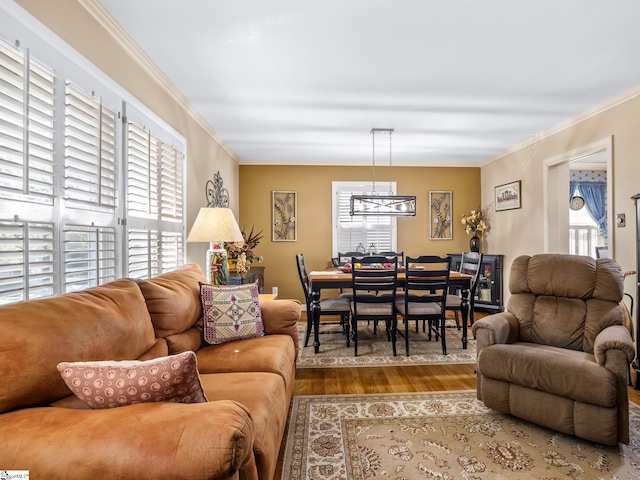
186,207,244,243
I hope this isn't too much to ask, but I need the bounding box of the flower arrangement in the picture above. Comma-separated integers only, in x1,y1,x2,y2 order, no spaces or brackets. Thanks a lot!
226,226,264,264
461,205,490,237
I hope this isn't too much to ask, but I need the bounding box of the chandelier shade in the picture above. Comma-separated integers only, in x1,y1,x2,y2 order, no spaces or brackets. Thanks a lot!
350,194,416,216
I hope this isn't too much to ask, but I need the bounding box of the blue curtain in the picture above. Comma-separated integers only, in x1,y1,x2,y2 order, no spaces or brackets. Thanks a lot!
577,181,607,238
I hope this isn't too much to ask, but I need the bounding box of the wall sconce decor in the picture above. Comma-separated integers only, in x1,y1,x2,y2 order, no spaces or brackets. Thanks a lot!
206,171,229,208
272,191,297,241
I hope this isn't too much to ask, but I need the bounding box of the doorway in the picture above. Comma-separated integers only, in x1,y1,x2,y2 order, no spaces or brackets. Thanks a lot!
543,137,613,257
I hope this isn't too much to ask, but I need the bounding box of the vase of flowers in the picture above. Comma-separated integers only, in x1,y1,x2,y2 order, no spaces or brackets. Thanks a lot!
226,226,264,274
461,206,490,252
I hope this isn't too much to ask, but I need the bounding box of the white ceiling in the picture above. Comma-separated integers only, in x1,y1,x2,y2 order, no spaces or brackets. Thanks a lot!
98,0,640,166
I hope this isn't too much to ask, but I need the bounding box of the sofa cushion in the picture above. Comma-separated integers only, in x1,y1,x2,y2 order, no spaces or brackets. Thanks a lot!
165,326,204,354
0,279,156,414
201,371,288,480
200,282,264,344
479,342,617,408
135,263,207,337
197,334,296,393
57,351,208,409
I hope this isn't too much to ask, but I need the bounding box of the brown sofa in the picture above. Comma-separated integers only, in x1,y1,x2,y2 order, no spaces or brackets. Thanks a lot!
0,263,301,479
472,254,635,446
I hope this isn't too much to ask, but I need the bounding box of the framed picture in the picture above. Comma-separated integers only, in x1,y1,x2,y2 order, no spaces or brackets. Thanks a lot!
272,190,297,241
429,190,452,240
495,180,521,211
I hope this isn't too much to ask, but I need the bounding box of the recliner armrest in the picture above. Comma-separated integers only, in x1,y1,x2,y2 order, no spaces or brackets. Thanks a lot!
594,324,635,368
472,311,519,355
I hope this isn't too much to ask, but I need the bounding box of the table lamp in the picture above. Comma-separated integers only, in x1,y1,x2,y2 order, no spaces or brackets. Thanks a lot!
186,207,244,284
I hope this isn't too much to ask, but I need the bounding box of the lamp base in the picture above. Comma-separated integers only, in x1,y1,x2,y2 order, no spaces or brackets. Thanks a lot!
206,242,229,285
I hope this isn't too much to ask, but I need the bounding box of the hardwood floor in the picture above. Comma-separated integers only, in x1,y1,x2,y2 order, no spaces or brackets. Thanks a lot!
275,362,640,479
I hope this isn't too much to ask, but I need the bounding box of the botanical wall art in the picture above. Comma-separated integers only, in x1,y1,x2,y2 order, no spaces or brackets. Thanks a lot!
272,190,297,241
495,180,521,211
429,190,452,240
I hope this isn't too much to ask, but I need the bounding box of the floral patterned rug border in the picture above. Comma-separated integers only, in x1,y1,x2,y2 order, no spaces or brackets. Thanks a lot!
281,390,640,480
296,321,477,368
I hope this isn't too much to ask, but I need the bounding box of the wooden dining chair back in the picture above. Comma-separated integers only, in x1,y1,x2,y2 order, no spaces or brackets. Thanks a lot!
337,251,363,266
446,252,483,328
295,253,351,348
350,255,399,356
396,255,451,356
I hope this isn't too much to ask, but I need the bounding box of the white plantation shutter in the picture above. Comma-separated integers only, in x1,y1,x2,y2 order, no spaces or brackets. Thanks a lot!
64,82,116,210
0,12,186,304
161,231,184,272
125,117,184,278
63,224,117,292
127,228,160,279
333,182,396,255
0,40,55,202
127,122,159,217
0,219,55,304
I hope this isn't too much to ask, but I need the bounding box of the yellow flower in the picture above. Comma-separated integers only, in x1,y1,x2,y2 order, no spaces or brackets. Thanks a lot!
461,205,491,236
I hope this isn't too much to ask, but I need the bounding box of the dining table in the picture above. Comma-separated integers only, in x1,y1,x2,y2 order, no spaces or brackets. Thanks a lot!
308,268,473,354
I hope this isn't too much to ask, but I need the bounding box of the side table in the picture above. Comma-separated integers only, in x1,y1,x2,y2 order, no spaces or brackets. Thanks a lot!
228,266,265,293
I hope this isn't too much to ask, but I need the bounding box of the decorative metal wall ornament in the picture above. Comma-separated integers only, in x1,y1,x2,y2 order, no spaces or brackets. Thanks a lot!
429,191,452,240
272,191,297,241
205,171,229,207
350,128,416,216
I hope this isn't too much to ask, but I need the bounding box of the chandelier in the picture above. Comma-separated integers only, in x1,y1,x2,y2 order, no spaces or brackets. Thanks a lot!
350,128,416,216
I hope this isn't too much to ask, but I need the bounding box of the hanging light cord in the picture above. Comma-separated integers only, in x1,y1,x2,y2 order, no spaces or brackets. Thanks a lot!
371,130,376,194
388,130,393,194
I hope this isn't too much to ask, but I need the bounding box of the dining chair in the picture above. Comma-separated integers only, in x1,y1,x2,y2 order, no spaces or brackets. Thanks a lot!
337,251,363,266
445,252,483,328
396,255,451,356
377,251,405,267
350,255,399,356
295,253,351,347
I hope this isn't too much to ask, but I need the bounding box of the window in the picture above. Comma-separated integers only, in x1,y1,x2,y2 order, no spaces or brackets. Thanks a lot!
0,9,186,305
332,182,397,255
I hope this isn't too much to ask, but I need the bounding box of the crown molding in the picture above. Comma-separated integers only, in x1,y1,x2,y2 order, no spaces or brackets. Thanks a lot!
480,86,640,167
78,0,240,164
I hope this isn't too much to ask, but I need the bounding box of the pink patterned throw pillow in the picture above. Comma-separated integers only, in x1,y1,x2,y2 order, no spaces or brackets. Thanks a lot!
200,282,264,344
57,351,208,409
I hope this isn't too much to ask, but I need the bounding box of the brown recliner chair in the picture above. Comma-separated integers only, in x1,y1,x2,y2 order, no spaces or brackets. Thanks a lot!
472,254,635,445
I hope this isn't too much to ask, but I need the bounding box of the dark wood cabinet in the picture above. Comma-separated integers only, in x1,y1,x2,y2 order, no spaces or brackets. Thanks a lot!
228,266,265,293
449,253,504,312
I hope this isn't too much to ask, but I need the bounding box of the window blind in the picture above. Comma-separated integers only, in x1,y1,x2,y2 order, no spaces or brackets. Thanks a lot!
63,224,117,292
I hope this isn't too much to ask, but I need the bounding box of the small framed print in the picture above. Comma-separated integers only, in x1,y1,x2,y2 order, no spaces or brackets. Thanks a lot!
495,180,521,211
272,191,297,241
429,190,452,240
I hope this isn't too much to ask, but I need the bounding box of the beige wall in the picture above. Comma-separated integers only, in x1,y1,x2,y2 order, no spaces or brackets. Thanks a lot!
239,165,481,302
481,93,640,307
15,0,240,267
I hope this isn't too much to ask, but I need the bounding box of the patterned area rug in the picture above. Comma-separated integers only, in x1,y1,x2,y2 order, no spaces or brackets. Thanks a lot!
281,391,640,479
296,319,476,368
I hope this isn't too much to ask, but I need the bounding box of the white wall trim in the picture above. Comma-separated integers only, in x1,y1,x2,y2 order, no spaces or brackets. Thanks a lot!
481,87,640,167
77,0,241,164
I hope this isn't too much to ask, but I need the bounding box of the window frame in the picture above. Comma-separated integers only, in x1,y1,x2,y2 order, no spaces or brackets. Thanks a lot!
332,181,398,256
